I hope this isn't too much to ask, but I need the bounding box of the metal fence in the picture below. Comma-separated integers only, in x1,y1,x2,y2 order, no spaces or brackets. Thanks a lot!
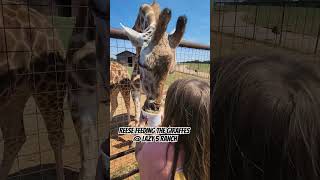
212,1,320,58
0,1,107,180
109,28,210,179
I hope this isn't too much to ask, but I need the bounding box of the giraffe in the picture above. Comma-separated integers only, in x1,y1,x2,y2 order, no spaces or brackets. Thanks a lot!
68,4,136,178
0,0,66,180
121,1,187,126
110,61,134,126
65,0,103,179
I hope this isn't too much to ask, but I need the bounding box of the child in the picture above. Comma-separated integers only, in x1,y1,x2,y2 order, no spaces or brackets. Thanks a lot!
135,79,210,180
212,54,320,180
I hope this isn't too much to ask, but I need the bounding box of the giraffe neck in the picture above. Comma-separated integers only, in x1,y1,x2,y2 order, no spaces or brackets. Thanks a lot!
73,0,95,39
110,61,130,85
67,0,96,61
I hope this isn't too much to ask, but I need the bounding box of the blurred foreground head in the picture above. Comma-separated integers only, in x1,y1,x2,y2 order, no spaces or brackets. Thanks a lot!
212,54,320,180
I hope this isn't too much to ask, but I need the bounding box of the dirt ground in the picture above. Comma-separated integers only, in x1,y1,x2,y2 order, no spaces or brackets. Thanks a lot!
0,96,108,180
110,93,147,180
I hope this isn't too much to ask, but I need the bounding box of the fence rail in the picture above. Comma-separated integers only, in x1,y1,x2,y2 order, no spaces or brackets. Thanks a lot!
110,28,210,50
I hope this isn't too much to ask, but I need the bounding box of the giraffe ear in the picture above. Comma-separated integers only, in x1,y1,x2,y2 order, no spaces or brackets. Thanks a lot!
120,23,144,47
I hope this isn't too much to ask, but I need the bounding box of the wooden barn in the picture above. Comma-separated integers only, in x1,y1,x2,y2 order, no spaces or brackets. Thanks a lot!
116,50,136,67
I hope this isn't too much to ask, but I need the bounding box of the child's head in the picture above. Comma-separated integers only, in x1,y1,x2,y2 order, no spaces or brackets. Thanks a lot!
212,54,320,180
162,78,209,127
162,78,210,180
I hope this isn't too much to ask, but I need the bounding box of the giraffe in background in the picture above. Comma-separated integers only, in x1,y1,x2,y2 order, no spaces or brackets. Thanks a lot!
121,1,187,126
110,61,134,126
0,0,66,180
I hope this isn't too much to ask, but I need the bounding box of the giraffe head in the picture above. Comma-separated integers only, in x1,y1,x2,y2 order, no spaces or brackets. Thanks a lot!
121,1,187,111
120,1,187,74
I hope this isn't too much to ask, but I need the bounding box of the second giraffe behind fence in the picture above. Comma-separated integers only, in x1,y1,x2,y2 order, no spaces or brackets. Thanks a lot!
110,61,138,127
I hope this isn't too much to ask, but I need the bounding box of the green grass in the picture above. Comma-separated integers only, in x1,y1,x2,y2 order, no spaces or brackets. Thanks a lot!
182,63,210,73
218,5,320,36
126,66,209,90
165,71,208,90
212,31,320,61
127,67,134,77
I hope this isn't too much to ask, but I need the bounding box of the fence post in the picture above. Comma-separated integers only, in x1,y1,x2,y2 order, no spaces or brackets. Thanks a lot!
233,1,238,35
279,2,285,46
314,23,320,55
252,5,258,40
218,2,223,57
232,0,238,49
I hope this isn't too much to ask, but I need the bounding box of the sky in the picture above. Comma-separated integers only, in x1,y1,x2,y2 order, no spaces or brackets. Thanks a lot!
110,0,210,45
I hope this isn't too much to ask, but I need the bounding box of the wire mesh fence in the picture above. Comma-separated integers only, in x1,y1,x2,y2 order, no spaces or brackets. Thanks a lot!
212,1,320,59
109,28,210,179
1,1,107,180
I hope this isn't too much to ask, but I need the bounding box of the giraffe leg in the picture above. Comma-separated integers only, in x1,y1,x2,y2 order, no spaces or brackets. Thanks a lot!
31,52,66,180
120,84,132,126
34,92,65,180
0,120,26,180
0,114,26,180
110,88,120,119
69,91,98,180
0,94,29,180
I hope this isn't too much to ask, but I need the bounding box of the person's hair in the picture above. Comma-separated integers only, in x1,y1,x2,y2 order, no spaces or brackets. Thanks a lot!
212,54,320,180
162,78,210,180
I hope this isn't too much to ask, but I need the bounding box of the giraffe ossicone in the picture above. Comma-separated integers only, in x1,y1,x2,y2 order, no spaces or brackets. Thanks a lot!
120,22,155,48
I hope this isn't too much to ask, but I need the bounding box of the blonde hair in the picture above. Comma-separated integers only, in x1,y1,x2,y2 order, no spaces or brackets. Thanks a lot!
162,78,210,180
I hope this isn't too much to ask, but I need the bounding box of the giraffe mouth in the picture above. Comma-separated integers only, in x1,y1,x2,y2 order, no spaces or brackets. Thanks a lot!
143,99,161,112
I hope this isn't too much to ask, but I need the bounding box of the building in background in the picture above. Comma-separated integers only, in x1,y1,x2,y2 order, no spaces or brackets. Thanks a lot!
115,51,136,67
